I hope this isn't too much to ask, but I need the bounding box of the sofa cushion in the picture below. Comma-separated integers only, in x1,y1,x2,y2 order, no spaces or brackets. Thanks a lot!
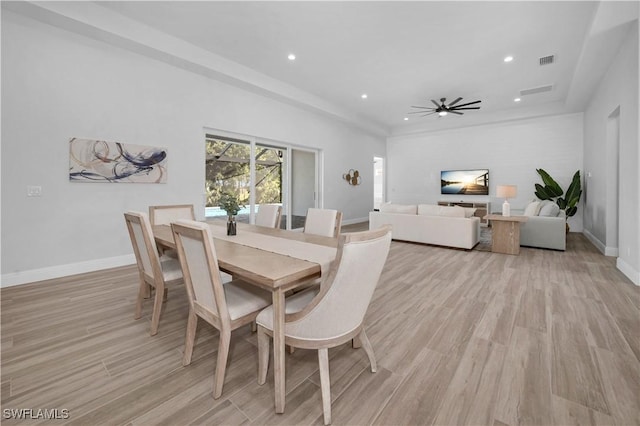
523,201,542,216
538,201,560,217
441,206,467,217
462,207,477,218
379,203,417,214
417,204,440,216
418,204,466,218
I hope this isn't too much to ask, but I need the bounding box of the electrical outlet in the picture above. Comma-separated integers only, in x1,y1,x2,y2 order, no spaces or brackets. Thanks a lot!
27,185,42,197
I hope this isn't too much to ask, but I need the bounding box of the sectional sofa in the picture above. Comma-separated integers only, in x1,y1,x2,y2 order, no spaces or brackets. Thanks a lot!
513,200,567,250
369,203,480,249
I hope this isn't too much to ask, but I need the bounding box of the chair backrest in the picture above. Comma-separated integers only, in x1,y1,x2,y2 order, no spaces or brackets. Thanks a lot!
287,225,392,339
303,208,342,238
124,211,163,281
149,204,195,226
255,204,283,228
171,220,229,322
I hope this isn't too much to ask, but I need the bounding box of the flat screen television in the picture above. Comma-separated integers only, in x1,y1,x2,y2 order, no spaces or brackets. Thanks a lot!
441,169,489,195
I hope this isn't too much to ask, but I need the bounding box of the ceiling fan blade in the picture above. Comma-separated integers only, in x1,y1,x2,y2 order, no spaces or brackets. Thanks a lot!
431,99,441,108
420,112,438,117
410,105,434,109
408,110,434,114
450,100,481,108
447,110,463,115
447,97,463,107
452,107,481,110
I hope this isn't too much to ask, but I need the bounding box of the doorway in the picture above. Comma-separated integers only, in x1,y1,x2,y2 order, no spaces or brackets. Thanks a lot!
605,107,620,256
373,156,385,210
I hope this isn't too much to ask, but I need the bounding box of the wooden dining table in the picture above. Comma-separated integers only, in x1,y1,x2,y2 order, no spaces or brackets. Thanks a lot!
153,220,338,413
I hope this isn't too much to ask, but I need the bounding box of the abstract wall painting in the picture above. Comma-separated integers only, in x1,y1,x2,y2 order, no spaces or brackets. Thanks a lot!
69,138,168,183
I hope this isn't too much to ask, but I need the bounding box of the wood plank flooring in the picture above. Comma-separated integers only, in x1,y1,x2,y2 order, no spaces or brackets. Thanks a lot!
1,227,639,425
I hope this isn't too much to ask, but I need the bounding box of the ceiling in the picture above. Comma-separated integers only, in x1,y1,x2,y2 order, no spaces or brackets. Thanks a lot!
7,1,636,136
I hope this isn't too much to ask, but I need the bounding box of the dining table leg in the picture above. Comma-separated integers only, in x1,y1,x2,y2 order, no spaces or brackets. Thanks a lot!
273,287,286,413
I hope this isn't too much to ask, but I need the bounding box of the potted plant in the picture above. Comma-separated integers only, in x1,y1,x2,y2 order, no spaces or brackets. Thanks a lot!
534,168,582,231
218,192,244,235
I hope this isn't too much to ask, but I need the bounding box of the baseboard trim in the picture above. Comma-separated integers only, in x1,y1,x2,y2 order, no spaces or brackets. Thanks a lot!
583,229,606,254
583,230,638,286
617,257,640,286
1,254,136,288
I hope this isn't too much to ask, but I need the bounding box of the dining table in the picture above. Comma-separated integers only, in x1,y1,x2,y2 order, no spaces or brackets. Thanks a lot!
153,220,338,413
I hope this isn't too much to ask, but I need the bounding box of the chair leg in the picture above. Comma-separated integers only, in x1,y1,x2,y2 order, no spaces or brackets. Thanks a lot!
257,326,270,385
134,279,146,320
162,287,168,302
182,309,198,366
251,321,257,332
352,336,362,349
149,283,164,336
213,328,231,399
358,329,377,373
318,348,332,425
144,283,152,299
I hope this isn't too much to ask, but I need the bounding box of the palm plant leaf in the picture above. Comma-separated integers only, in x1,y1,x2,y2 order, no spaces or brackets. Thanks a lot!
564,171,582,208
536,169,563,197
534,183,554,200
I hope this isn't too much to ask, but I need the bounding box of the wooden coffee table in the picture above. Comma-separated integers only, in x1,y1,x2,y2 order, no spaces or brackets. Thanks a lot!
483,214,528,255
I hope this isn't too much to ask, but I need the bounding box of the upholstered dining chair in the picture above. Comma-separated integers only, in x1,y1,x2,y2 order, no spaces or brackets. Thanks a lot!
255,204,283,229
149,204,195,226
124,211,183,336
303,208,342,238
171,220,272,399
256,225,392,425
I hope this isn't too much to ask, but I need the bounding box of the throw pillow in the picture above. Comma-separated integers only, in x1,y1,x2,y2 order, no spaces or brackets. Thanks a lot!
438,206,466,218
463,207,477,218
523,201,541,216
417,204,440,216
538,202,560,217
380,203,417,214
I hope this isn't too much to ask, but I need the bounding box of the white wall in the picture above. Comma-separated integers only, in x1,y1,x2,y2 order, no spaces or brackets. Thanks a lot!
387,113,584,230
0,11,384,285
583,22,639,284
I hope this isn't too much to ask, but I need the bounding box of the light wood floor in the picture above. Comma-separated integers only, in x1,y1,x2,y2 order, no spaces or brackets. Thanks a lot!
2,226,639,425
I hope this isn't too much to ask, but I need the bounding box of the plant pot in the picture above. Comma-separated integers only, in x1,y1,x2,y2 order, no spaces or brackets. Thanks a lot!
227,216,237,236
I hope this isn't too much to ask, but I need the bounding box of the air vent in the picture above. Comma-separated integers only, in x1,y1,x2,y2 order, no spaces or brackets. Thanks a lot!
539,55,555,66
520,84,554,96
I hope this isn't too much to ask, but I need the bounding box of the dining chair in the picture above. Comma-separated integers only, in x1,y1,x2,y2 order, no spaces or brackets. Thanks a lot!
124,211,183,336
256,225,392,425
255,204,283,228
149,204,195,226
171,219,272,399
303,208,342,238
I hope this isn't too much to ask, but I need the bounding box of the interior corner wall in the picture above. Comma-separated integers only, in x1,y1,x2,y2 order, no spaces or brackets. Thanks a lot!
386,113,584,229
0,10,385,286
583,22,639,285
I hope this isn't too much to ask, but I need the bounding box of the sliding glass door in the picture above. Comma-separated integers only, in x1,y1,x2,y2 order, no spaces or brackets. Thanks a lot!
205,133,317,229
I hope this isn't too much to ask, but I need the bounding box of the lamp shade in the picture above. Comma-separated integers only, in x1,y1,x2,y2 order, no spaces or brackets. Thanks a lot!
496,185,517,199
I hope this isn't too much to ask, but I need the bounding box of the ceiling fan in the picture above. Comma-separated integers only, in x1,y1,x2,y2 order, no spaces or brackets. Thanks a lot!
409,97,481,117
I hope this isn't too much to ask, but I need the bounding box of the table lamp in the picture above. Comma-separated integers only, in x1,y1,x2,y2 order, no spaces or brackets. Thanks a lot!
496,185,517,217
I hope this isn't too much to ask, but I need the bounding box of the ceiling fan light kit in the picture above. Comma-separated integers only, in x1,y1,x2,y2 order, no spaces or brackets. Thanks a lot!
409,97,481,118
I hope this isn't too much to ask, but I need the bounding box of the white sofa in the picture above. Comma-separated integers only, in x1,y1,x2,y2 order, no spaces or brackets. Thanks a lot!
512,200,566,251
369,203,480,249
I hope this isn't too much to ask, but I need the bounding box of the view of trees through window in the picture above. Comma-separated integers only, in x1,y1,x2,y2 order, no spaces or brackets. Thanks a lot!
205,137,283,211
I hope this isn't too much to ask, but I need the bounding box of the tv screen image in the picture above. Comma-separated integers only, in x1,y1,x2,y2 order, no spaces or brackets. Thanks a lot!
441,169,489,195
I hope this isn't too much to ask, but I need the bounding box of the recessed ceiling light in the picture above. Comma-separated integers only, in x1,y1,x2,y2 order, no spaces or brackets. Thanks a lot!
404,117,409,121
287,53,296,61
514,97,521,102
361,94,368,99
504,56,514,63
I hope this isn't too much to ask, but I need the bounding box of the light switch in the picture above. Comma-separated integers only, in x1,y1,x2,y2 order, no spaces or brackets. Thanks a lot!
27,185,42,197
